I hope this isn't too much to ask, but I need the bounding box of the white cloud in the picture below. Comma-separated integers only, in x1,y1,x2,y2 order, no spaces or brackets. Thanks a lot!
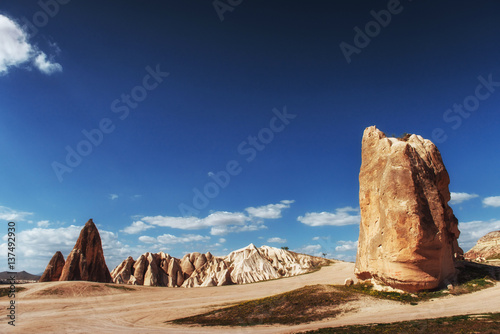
458,220,500,252
138,236,157,244
109,194,119,200
218,238,226,243
139,234,210,245
37,220,50,228
33,51,62,74
137,200,292,236
142,211,249,230
245,200,294,219
483,196,500,208
0,14,62,75
335,240,358,252
210,223,266,236
294,244,323,257
121,221,154,234
0,205,33,221
267,237,287,244
449,192,479,205
99,230,147,270
4,225,81,258
298,206,360,227
158,234,210,244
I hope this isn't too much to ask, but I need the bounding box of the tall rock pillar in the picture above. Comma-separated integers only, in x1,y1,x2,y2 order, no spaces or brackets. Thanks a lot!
355,126,463,292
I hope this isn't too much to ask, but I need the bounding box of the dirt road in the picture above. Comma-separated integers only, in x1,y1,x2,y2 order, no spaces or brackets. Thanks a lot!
1,262,498,333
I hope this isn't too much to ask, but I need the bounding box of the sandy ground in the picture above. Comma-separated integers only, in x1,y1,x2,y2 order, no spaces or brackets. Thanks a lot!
1,261,499,333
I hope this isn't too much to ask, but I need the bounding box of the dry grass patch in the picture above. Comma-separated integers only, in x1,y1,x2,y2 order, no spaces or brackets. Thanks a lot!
33,282,137,298
300,313,500,333
170,284,358,326
337,261,498,305
0,286,26,298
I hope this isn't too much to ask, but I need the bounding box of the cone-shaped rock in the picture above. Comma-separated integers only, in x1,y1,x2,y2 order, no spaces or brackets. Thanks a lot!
355,126,463,292
111,256,135,284
59,219,112,283
39,251,65,282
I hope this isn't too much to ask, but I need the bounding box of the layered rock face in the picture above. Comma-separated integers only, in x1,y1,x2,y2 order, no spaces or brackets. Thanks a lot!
111,244,330,288
464,231,500,260
39,251,65,282
355,126,463,292
58,219,112,283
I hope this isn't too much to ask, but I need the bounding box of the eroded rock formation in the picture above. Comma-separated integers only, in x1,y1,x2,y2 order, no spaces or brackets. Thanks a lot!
464,231,500,261
111,244,331,288
355,126,463,292
58,219,112,283
39,251,65,282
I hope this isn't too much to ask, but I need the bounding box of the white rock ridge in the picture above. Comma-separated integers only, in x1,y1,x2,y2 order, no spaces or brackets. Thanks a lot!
111,244,331,288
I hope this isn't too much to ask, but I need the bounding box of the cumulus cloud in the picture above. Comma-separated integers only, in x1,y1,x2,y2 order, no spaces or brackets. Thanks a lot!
142,211,249,230
449,192,479,205
267,237,287,244
335,240,358,252
210,223,266,236
0,205,33,221
33,51,62,74
37,220,50,228
483,196,500,208
458,220,500,252
121,221,154,234
297,207,360,227
99,230,148,269
109,194,119,200
0,14,62,75
294,244,323,257
158,234,210,244
245,200,294,219
138,236,157,244
133,200,291,237
139,233,210,245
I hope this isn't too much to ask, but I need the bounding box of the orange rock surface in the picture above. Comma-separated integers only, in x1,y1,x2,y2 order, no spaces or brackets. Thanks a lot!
355,126,462,292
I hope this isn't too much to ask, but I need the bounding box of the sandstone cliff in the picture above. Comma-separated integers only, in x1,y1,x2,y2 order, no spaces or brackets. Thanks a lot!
355,126,463,292
111,244,331,288
39,251,65,282
464,231,500,261
58,219,112,283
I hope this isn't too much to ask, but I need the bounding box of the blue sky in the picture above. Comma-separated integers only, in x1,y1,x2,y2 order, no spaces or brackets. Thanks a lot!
1,1,500,274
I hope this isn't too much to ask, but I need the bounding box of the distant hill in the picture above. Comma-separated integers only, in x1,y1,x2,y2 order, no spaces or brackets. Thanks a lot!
0,271,41,281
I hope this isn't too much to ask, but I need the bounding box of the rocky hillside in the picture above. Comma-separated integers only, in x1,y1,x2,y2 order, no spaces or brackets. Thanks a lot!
464,231,500,261
111,243,331,288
